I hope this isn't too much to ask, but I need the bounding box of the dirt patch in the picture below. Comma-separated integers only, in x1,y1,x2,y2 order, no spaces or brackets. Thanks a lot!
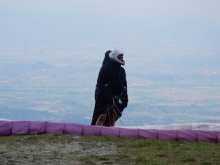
0,136,118,165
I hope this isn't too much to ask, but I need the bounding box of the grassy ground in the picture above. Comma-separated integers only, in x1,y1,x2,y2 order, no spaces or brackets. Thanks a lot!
1,134,220,165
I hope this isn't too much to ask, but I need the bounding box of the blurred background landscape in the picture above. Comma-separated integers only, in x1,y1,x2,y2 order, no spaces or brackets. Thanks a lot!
0,0,220,126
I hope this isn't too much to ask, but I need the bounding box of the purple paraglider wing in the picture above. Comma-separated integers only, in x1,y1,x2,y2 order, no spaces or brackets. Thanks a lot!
1,120,220,143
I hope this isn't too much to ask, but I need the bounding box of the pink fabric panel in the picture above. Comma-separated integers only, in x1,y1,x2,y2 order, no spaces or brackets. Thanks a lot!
120,128,139,138
216,131,220,143
158,130,178,141
101,126,120,137
178,130,197,142
82,125,102,136
197,130,217,143
29,121,47,135
0,121,13,136
64,123,83,135
12,121,29,135
139,129,158,139
46,122,64,134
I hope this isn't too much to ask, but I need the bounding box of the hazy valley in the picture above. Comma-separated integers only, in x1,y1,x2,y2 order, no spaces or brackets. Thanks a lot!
0,51,219,126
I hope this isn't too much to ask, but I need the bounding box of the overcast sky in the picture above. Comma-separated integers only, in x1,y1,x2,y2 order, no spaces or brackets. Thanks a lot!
0,0,220,63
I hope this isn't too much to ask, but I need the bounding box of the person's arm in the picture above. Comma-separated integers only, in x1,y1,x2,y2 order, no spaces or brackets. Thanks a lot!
122,68,128,100
118,68,128,110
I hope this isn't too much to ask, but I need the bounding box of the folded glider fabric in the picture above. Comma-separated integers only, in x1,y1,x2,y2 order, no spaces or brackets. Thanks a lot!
1,120,220,143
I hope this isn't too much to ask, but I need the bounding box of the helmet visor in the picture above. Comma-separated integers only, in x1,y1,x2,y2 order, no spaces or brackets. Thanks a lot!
117,55,124,61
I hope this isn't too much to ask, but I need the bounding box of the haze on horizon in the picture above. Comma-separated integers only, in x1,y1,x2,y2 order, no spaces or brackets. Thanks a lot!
1,0,220,55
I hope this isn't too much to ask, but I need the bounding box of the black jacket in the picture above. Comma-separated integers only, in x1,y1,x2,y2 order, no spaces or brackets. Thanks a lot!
91,59,128,125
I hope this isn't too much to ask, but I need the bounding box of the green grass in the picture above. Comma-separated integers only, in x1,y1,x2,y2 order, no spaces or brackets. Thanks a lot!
1,134,220,165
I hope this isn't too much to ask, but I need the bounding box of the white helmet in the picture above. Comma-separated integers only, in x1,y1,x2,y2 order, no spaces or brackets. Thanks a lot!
109,50,125,65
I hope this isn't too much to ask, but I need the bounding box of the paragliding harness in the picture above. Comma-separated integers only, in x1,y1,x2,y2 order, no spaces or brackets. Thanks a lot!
102,84,126,126
94,82,126,126
103,64,127,126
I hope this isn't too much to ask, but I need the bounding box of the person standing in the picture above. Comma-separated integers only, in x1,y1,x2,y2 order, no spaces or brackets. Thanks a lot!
91,50,128,126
